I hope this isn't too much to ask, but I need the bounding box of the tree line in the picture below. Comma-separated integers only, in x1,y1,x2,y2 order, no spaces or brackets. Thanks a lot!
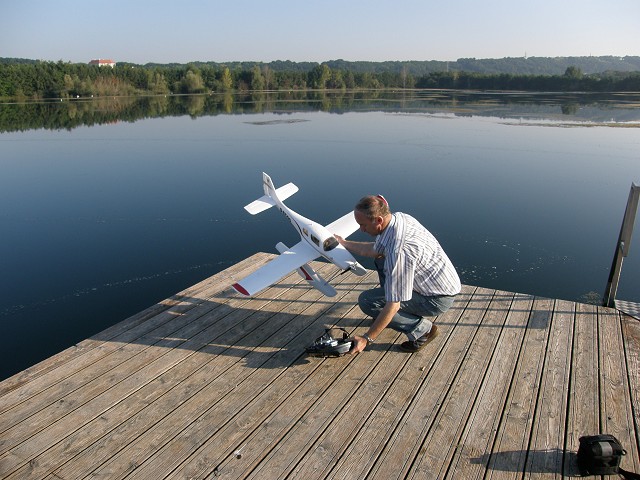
139,56,640,76
1,59,639,100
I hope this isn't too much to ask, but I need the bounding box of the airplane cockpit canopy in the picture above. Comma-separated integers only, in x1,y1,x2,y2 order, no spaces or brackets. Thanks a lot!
323,236,339,251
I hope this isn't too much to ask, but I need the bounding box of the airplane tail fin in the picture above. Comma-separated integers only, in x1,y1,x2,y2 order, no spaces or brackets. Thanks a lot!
244,172,299,215
262,172,277,197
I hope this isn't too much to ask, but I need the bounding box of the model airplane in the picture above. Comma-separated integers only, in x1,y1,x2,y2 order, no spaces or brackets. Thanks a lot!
232,172,367,297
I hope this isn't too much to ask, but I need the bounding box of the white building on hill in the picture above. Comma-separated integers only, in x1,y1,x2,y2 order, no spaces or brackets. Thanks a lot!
89,59,116,68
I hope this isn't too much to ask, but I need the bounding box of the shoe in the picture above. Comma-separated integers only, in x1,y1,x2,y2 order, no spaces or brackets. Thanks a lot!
400,325,439,353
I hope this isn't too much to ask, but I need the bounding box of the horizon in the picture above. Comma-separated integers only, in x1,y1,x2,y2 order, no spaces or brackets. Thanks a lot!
2,1,639,65
4,54,639,67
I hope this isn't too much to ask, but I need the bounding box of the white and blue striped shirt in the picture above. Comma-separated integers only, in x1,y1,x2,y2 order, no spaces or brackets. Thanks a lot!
374,213,461,302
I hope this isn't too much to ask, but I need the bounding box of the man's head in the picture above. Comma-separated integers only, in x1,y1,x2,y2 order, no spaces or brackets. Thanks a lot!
354,195,391,236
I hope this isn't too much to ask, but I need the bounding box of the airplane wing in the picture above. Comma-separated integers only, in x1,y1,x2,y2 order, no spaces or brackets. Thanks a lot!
325,211,359,239
232,241,319,296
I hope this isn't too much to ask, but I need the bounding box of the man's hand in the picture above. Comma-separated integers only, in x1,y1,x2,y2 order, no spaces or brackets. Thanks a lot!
351,302,400,355
349,335,368,355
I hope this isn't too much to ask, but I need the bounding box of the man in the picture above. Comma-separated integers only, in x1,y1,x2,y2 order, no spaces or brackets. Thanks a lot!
336,195,461,354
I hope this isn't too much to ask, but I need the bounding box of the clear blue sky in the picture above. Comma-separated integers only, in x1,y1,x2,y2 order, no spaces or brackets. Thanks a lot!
2,0,639,64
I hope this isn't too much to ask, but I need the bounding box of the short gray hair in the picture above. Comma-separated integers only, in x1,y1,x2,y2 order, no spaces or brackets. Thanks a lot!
355,195,390,220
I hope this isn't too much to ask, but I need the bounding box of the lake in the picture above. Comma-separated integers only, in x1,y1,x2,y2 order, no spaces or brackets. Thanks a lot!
1,91,639,380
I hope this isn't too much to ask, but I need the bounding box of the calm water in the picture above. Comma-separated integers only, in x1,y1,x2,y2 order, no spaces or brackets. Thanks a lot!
1,92,639,380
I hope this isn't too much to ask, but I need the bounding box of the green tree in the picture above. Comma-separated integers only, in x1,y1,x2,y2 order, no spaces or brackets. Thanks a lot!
309,64,331,89
328,70,346,90
62,74,75,98
251,65,265,90
200,65,217,91
181,69,206,93
262,65,274,90
343,71,356,89
564,66,583,79
358,72,380,89
147,70,169,94
220,67,233,91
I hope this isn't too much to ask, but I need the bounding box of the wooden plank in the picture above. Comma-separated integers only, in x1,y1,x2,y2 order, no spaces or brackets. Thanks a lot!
322,287,475,480
237,329,402,480
167,273,379,480
365,286,493,480
563,302,600,477
621,312,640,473
64,264,368,480
406,289,518,479
447,292,534,480
44,276,321,479
524,299,574,479
485,297,555,480
0,255,301,479
599,307,640,473
287,349,414,480
117,267,373,480
0,262,296,470
2,251,639,480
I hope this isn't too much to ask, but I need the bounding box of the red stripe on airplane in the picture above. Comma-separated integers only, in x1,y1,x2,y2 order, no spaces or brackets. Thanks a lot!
232,283,250,296
299,266,313,281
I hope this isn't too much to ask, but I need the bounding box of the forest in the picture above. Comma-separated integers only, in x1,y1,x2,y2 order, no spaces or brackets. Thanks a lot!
1,57,639,100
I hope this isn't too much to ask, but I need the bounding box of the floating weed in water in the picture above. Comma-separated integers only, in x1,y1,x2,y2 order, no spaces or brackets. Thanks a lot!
244,119,309,126
580,291,603,305
457,236,573,284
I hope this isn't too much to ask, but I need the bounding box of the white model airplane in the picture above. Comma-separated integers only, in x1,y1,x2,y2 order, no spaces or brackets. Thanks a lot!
232,172,367,297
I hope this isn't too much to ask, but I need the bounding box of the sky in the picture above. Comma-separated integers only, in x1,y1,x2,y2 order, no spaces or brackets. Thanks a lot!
2,0,639,65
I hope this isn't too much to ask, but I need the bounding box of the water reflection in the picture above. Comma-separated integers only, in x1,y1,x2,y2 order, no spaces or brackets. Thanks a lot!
0,92,638,381
1,90,639,133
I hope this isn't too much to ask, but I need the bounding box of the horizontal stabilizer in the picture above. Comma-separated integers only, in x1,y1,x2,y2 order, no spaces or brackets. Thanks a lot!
244,182,299,215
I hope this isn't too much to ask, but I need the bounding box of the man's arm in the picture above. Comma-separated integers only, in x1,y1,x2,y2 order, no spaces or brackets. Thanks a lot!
334,234,391,354
350,301,400,354
335,235,379,258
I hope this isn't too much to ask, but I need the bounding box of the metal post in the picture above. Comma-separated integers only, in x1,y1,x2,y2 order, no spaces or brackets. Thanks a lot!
604,182,640,307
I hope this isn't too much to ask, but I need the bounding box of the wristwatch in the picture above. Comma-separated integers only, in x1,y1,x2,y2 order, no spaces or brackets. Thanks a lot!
363,333,375,344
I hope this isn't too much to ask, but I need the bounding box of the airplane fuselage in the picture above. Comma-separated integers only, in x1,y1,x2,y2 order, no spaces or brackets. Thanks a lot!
275,198,360,272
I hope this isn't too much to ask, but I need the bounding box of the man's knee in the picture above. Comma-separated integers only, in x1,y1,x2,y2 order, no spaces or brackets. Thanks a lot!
358,288,385,318
357,290,373,316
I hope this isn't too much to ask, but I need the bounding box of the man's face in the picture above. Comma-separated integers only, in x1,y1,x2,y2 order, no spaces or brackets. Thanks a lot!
354,209,383,237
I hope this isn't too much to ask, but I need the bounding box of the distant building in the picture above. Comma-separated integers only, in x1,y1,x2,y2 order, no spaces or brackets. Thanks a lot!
89,59,116,68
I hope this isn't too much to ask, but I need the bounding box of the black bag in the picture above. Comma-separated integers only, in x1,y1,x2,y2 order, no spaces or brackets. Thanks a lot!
577,434,639,478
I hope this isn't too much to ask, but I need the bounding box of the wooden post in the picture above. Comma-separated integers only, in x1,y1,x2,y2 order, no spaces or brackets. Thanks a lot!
604,182,640,307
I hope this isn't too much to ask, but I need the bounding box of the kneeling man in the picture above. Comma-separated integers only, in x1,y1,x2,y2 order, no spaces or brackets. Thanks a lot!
336,195,461,354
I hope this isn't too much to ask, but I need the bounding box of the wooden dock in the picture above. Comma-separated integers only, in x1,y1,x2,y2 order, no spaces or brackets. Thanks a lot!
1,252,639,479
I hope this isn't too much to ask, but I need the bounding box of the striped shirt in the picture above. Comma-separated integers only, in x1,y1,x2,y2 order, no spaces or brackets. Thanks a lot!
374,213,461,302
